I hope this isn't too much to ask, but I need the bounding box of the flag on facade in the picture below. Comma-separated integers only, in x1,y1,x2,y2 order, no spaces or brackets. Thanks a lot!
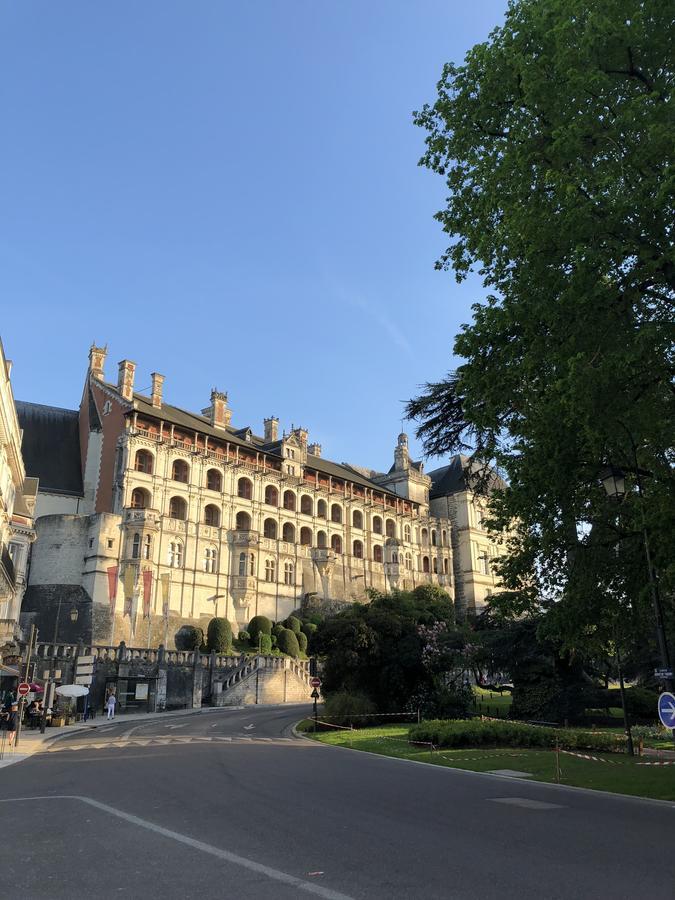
142,569,153,618
160,573,170,621
106,565,119,613
123,564,135,618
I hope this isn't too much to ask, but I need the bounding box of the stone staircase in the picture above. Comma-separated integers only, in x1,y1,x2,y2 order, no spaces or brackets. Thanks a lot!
213,655,313,706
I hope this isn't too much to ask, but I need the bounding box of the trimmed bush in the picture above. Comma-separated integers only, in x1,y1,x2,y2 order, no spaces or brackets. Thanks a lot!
238,630,251,643
174,625,204,651
324,691,377,726
272,623,286,638
296,631,308,654
301,622,318,637
285,615,302,634
277,628,300,658
206,617,232,653
409,719,627,753
248,615,272,646
271,635,278,648
259,633,272,654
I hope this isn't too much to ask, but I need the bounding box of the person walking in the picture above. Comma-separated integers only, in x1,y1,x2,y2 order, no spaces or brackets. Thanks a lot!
105,693,117,720
6,703,18,749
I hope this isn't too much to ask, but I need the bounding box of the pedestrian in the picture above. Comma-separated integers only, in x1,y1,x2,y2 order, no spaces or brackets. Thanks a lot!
105,693,117,720
7,703,18,748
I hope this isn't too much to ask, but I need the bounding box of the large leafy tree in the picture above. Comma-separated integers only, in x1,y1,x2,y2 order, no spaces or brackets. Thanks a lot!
408,0,674,662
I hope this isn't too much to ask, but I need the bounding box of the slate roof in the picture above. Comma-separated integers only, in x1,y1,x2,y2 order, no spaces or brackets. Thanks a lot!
16,401,83,496
428,454,505,499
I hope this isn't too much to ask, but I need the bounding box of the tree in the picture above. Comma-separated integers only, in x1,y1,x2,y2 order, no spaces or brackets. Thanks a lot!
206,618,232,653
408,0,674,658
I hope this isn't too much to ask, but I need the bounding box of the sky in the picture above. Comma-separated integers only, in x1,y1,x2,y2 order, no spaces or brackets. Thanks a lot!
1,1,508,474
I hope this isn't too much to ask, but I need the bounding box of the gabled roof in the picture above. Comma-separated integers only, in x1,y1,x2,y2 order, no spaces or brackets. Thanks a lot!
16,401,83,496
428,454,505,499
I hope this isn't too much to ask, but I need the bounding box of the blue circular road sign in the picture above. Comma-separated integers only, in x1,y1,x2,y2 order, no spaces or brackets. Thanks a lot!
657,692,675,730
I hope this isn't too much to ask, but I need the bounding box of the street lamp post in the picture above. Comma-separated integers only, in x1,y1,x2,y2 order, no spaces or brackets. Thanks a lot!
600,466,673,694
40,602,79,733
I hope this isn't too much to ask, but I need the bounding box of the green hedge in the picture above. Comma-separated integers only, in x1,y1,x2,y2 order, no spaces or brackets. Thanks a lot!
409,719,627,753
238,630,251,643
296,631,308,654
259,634,272,654
272,623,286,638
277,628,300,658
174,625,204,651
285,615,302,634
206,618,232,653
248,615,272,645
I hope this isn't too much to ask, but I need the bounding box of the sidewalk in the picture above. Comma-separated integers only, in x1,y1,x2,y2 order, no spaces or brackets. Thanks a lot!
0,706,210,769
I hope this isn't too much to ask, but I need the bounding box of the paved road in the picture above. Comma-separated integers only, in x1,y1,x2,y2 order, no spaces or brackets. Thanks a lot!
1,704,673,899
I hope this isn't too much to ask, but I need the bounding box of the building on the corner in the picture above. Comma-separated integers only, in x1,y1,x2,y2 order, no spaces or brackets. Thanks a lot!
0,338,37,648
17,344,506,647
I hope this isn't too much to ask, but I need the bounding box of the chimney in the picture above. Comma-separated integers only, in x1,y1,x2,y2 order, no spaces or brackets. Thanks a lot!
308,442,322,458
151,372,164,409
292,426,308,449
117,359,136,402
210,389,231,429
89,343,107,381
263,416,279,443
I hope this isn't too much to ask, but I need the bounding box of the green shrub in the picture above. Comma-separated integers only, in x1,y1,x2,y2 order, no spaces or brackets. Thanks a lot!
285,615,302,634
625,687,660,720
408,719,626,753
301,622,318,637
324,691,377,726
272,623,286,638
206,618,232,653
248,615,272,645
271,635,278,648
238,630,251,643
277,628,300,658
259,634,272,654
174,625,204,651
296,631,308,654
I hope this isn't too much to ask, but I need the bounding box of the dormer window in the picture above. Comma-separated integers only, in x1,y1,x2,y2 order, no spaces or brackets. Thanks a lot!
287,448,295,459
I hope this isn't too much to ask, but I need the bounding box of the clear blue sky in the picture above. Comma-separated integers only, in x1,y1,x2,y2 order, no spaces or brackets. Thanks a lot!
1,1,507,472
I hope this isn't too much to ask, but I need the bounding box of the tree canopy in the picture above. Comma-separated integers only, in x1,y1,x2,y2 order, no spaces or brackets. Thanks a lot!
408,0,674,664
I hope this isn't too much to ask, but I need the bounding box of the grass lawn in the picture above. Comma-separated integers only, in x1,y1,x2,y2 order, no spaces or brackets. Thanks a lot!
301,723,675,802
473,687,512,717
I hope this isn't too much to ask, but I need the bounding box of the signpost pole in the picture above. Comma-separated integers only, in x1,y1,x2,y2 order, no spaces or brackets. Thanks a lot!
15,624,36,749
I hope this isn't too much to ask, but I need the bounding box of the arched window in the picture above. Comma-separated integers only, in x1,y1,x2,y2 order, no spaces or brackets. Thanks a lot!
239,552,255,576
168,541,183,567
433,558,438,573
284,561,294,585
372,516,382,534
238,477,253,500
168,496,187,520
206,469,222,492
331,504,342,523
172,459,189,483
134,449,153,474
423,556,430,573
264,485,278,506
131,488,150,509
373,545,383,563
331,534,342,553
283,490,296,511
353,540,363,559
143,535,152,560
385,519,396,538
442,530,447,546
352,510,363,529
300,526,312,546
443,558,449,574
300,495,313,515
265,559,276,582
132,532,141,559
204,547,217,574
404,524,411,542
236,511,251,531
204,504,220,527
263,518,277,539
317,530,327,549
421,528,429,546
282,522,295,543
431,530,437,547
317,499,327,518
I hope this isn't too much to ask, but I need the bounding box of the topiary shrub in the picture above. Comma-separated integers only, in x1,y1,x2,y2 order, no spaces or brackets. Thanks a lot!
301,622,318,638
277,628,300,658
259,634,272,654
296,631,308,654
248,615,272,646
272,623,286,638
206,617,232,653
285,615,302,634
271,635,278,648
174,625,204,651
238,630,251,643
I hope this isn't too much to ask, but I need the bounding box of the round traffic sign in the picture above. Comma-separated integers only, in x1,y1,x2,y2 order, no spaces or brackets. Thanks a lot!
657,692,675,730
310,677,321,689
17,682,30,697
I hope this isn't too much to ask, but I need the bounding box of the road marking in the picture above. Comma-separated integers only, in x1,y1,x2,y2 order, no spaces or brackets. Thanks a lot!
166,724,187,730
0,796,355,900
244,724,255,730
490,798,563,810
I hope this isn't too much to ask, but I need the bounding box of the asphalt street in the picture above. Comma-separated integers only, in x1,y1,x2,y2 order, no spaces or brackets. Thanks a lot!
0,704,673,899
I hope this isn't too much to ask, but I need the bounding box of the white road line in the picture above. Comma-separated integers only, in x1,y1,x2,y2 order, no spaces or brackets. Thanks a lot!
0,796,354,900
166,724,188,730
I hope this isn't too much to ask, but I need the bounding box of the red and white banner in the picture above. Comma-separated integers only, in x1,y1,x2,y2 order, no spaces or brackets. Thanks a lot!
160,573,171,621
142,569,153,619
106,565,119,613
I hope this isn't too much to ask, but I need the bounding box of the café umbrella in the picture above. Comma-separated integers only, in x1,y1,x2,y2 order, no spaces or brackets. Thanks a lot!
55,684,89,698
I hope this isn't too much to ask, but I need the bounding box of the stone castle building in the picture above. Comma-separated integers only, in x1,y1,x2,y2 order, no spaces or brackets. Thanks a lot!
17,345,504,647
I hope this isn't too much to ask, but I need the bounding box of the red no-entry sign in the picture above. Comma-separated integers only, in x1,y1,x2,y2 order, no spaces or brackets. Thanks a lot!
310,677,322,689
17,682,30,697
